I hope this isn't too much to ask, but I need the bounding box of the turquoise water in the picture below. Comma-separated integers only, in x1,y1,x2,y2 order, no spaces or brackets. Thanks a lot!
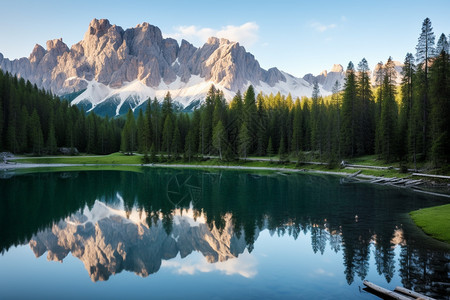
0,169,448,299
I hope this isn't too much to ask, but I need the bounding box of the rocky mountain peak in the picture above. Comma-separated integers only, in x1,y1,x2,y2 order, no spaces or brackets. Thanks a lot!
330,64,344,73
88,18,112,37
207,36,220,45
303,63,345,91
46,38,69,55
0,18,319,116
29,44,46,64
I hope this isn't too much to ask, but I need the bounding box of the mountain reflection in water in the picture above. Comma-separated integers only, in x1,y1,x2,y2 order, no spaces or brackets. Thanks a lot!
0,169,448,299
30,200,249,281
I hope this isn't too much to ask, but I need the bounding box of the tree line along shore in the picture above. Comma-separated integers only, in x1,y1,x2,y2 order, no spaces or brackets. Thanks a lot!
0,18,449,175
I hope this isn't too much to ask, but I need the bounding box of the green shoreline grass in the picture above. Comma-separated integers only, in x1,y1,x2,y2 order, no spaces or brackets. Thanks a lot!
410,204,450,244
12,152,414,178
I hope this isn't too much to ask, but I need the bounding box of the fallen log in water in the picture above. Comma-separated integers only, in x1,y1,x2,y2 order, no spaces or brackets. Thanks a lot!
363,281,414,300
370,178,383,183
348,170,362,178
394,286,436,300
412,173,450,180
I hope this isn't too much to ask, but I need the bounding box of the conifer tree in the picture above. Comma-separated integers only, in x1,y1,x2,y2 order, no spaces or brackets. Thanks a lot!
356,58,374,155
212,91,226,127
229,91,244,155
171,121,181,158
150,143,158,163
162,92,173,121
243,85,257,152
310,81,322,155
162,114,173,157
136,109,145,153
399,53,416,165
6,89,18,153
121,109,136,155
416,17,436,158
379,57,399,162
332,80,342,160
278,134,287,161
429,50,450,164
17,106,29,152
238,122,250,159
46,113,57,154
267,136,274,159
374,61,385,156
199,85,215,155
0,96,3,149
98,119,108,154
30,109,44,155
301,99,311,151
213,120,226,160
144,99,153,151
436,33,449,55
256,92,267,156
341,62,357,157
185,129,196,162
291,97,302,156
86,113,97,154
189,110,201,157
151,97,161,151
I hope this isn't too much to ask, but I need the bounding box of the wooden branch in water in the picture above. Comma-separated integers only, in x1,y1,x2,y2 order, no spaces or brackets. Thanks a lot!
348,170,362,178
363,281,411,300
394,286,436,300
412,173,450,180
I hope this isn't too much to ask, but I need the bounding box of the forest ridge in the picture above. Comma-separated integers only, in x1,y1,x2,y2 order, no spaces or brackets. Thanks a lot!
0,18,448,168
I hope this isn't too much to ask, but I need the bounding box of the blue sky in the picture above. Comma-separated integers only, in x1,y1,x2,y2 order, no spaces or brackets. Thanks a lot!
0,0,449,77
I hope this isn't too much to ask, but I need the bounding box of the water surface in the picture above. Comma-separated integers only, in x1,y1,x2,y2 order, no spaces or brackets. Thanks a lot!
0,169,448,299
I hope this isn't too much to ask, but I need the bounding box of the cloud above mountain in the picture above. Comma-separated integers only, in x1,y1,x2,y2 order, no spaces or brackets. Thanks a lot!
310,21,337,33
167,22,259,47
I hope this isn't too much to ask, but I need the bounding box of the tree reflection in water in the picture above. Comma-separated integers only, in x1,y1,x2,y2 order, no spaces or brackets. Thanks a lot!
0,169,448,297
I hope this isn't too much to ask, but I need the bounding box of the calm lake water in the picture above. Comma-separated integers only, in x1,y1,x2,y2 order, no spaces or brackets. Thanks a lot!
0,168,449,299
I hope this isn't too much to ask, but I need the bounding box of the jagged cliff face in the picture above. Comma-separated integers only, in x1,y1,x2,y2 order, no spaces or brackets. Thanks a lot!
0,18,319,115
29,200,249,282
303,64,345,91
303,62,404,91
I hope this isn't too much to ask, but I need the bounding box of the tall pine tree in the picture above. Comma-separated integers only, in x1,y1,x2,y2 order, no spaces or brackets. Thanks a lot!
399,53,416,165
121,109,137,155
341,62,357,157
379,57,399,162
436,33,449,55
415,17,436,159
356,58,374,155
429,50,450,164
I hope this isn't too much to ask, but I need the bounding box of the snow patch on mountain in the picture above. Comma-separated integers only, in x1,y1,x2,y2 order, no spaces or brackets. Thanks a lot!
71,72,328,116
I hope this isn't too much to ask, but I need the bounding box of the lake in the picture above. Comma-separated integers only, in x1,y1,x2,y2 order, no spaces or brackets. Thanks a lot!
0,168,449,299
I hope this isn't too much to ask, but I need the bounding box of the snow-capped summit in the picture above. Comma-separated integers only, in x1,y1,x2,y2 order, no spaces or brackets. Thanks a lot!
0,18,326,116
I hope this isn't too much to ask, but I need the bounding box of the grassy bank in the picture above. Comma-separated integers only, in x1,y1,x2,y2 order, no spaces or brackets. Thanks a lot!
410,204,450,244
11,153,424,179
15,152,142,164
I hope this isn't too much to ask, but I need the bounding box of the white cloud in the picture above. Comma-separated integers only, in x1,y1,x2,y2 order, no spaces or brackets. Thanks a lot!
162,250,258,278
309,268,335,278
310,22,337,33
341,16,347,22
166,22,259,48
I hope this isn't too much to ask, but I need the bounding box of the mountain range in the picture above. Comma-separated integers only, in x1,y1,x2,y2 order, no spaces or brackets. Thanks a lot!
0,18,403,116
